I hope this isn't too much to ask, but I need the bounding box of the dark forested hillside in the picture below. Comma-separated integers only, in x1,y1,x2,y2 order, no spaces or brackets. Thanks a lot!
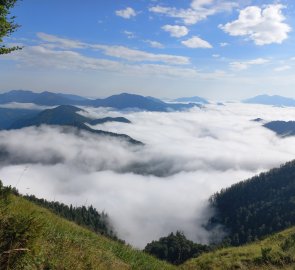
144,231,210,265
209,160,295,246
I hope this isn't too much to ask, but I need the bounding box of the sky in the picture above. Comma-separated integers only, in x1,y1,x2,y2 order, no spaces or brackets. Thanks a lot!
1,0,295,100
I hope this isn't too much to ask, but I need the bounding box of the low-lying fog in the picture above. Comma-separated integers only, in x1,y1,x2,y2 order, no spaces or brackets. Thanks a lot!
1,103,295,248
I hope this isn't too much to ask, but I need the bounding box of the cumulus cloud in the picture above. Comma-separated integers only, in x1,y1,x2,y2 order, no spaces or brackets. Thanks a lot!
230,58,269,70
182,36,213,48
220,4,291,45
1,104,295,248
115,7,137,19
149,0,237,25
162,25,189,38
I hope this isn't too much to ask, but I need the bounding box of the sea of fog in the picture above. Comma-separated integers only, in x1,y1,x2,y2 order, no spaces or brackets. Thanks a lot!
1,103,295,248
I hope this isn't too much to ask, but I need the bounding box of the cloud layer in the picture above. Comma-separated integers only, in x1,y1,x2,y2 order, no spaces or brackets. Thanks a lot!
1,104,295,248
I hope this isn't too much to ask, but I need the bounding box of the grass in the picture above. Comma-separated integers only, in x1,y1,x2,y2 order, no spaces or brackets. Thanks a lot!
2,193,295,270
182,227,295,270
0,194,176,270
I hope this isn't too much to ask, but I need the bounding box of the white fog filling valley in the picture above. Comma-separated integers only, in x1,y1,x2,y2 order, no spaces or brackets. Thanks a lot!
1,103,295,248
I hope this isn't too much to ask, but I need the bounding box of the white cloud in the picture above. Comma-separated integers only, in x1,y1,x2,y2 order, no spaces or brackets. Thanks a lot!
274,65,291,72
145,40,164,49
191,0,214,9
220,4,291,45
92,45,190,65
37,32,86,49
149,1,237,25
36,33,190,65
230,58,269,70
123,31,135,39
182,36,213,48
115,7,137,19
2,104,295,247
220,42,229,47
4,45,199,78
162,25,189,38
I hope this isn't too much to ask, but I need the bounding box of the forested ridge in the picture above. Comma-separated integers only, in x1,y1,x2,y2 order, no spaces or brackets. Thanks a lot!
209,160,295,246
144,231,210,265
24,194,120,241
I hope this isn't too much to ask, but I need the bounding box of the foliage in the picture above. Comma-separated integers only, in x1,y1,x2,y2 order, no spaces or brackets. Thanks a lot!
0,0,21,54
183,227,295,270
209,160,295,246
0,183,41,269
24,194,120,241
144,231,210,265
0,180,176,269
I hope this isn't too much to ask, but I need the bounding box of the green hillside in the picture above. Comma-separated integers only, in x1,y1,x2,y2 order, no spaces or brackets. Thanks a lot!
209,160,295,246
0,189,175,270
183,226,295,270
2,183,295,270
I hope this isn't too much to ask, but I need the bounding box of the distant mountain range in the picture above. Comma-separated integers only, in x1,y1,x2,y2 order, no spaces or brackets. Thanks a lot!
173,96,209,104
0,90,88,106
0,90,201,112
3,105,141,144
243,94,295,107
263,121,295,137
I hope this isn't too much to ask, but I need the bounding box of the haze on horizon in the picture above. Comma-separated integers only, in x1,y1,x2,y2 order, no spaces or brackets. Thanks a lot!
1,0,295,100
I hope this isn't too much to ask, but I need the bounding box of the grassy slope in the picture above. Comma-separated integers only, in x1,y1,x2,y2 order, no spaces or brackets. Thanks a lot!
0,195,176,270
2,194,295,270
182,227,295,270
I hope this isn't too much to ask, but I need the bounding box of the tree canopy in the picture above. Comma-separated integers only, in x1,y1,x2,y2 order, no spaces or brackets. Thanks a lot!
0,0,21,54
144,231,210,265
209,160,295,246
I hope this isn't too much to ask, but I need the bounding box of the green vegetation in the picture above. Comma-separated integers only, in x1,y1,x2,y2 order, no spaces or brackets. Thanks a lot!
183,227,295,270
0,182,176,270
24,194,119,241
144,231,210,265
209,160,295,246
0,0,22,55
2,178,295,269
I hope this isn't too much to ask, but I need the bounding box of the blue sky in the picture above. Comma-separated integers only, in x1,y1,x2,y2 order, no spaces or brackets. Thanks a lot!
1,0,295,100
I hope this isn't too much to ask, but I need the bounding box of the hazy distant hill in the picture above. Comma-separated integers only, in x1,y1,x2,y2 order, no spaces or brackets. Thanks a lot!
173,96,209,104
87,93,200,111
263,121,295,137
0,90,200,111
0,108,40,129
243,94,295,107
0,90,88,106
9,105,141,144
